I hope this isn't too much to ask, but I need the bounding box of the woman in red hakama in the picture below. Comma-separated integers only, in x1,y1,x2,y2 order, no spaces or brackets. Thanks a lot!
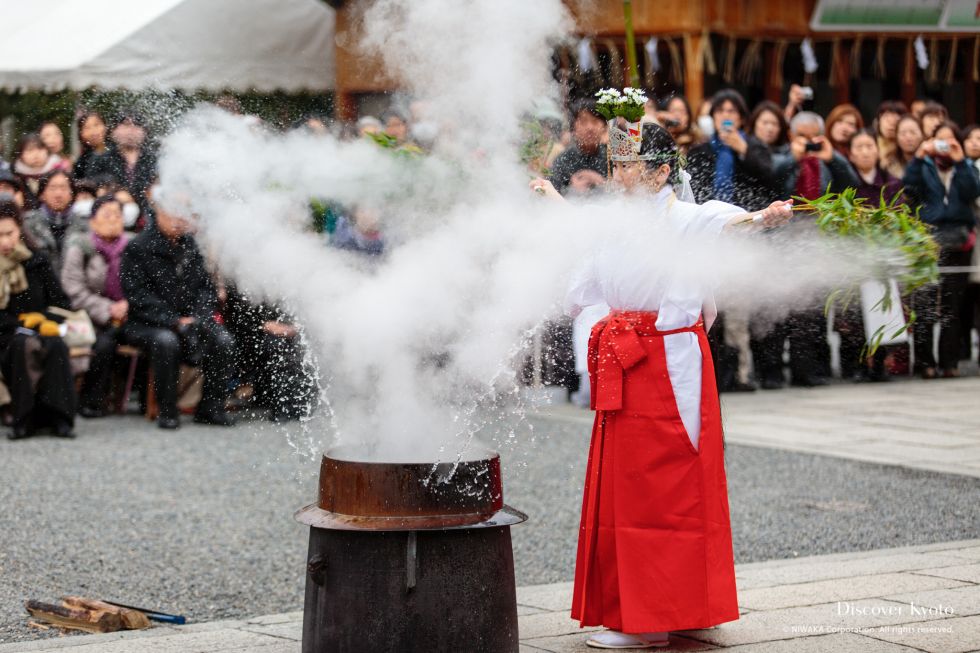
532,121,792,649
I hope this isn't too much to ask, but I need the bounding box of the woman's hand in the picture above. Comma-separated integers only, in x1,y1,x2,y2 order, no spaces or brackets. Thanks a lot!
529,178,564,201
718,127,747,156
759,199,794,228
109,299,128,323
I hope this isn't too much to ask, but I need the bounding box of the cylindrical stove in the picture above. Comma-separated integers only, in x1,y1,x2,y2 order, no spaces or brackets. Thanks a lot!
295,445,527,653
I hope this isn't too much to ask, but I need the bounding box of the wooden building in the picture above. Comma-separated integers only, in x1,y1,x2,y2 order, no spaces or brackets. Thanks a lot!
327,0,979,125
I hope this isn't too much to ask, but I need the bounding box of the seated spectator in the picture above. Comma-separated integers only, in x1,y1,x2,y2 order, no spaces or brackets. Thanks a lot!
904,121,980,378
883,114,924,180
836,129,904,381
224,284,318,422
22,170,76,272
825,104,863,157
920,101,948,138
39,121,71,165
0,199,76,439
548,100,608,196
120,196,236,429
13,133,69,205
357,116,382,138
656,94,704,156
89,110,158,208
874,100,907,166
0,170,27,210
61,196,131,417
73,111,111,181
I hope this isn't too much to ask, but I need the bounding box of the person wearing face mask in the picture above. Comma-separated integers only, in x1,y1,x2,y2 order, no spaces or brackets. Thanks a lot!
113,188,144,231
530,121,793,650
903,121,980,378
0,198,76,439
22,170,76,272
61,196,132,417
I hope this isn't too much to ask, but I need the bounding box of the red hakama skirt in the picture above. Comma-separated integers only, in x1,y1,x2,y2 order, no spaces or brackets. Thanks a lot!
570,310,739,633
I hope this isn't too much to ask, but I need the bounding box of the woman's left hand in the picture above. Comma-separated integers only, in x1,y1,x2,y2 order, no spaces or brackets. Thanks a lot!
719,128,747,156
529,178,563,201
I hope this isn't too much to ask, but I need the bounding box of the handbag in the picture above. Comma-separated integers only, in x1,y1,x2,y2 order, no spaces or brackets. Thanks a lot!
46,306,97,349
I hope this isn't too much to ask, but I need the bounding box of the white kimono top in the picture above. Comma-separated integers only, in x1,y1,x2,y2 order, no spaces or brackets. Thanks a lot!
564,188,743,449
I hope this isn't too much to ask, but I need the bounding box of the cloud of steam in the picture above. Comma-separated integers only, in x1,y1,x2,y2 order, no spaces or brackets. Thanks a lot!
155,0,893,463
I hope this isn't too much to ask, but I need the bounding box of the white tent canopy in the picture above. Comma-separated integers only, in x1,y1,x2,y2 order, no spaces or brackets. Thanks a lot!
0,0,335,92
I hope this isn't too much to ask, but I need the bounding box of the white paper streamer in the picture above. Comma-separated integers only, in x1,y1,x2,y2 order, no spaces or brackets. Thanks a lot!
914,35,929,70
645,37,661,72
801,38,818,74
577,37,595,72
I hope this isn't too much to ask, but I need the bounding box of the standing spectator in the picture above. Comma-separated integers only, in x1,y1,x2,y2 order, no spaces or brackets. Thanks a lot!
910,99,928,119
22,170,76,272
382,109,410,145
904,122,980,378
39,122,71,165
120,197,236,429
13,133,69,205
0,199,76,439
656,95,704,155
836,129,904,381
919,101,949,138
749,100,791,157
89,111,158,208
874,100,908,168
61,196,131,417
963,124,980,358
548,100,608,196
770,112,860,386
688,90,776,391
825,104,864,157
883,115,924,180
73,111,111,181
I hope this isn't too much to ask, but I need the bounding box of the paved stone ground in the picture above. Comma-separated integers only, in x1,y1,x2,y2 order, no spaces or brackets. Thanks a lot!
1,539,978,652
1,378,978,648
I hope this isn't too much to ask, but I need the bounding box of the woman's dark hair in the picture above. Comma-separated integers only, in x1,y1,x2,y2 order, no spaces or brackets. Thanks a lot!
14,133,47,162
709,89,749,124
962,124,980,145
876,100,908,119
569,98,604,124
0,197,22,225
639,123,681,184
73,178,99,198
933,120,963,146
89,194,122,220
36,169,74,200
747,100,790,146
659,94,694,126
77,110,107,155
848,127,878,148
920,101,948,121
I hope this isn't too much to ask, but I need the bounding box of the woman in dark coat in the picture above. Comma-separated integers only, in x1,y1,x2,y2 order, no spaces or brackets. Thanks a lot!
0,199,76,439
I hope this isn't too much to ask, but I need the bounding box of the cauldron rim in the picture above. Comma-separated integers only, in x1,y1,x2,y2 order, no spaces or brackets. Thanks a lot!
294,503,527,531
324,444,497,465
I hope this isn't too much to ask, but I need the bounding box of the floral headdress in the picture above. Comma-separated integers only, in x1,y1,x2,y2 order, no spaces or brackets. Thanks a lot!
594,87,653,163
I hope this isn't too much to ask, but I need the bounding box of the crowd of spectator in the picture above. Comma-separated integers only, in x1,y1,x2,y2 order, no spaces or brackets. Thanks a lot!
0,106,324,439
0,84,978,439
545,85,980,395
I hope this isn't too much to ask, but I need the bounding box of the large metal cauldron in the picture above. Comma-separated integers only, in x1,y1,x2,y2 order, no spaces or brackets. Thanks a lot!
295,446,527,653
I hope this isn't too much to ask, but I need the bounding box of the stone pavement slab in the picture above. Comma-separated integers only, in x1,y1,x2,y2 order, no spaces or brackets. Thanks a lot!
538,377,980,478
3,539,979,653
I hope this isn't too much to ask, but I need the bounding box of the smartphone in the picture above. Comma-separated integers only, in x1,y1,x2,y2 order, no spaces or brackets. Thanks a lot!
805,141,822,152
663,118,680,129
800,86,814,101
934,139,950,153
721,119,734,132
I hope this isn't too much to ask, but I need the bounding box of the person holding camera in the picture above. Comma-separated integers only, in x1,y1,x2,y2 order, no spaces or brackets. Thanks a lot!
903,122,980,378
120,196,236,429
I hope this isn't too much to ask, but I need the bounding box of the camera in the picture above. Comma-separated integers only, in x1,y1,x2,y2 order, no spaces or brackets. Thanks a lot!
800,86,814,101
804,141,822,152
934,139,950,153
663,118,680,129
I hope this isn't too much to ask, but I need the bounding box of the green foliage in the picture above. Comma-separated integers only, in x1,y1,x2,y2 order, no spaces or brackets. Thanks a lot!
796,187,940,356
